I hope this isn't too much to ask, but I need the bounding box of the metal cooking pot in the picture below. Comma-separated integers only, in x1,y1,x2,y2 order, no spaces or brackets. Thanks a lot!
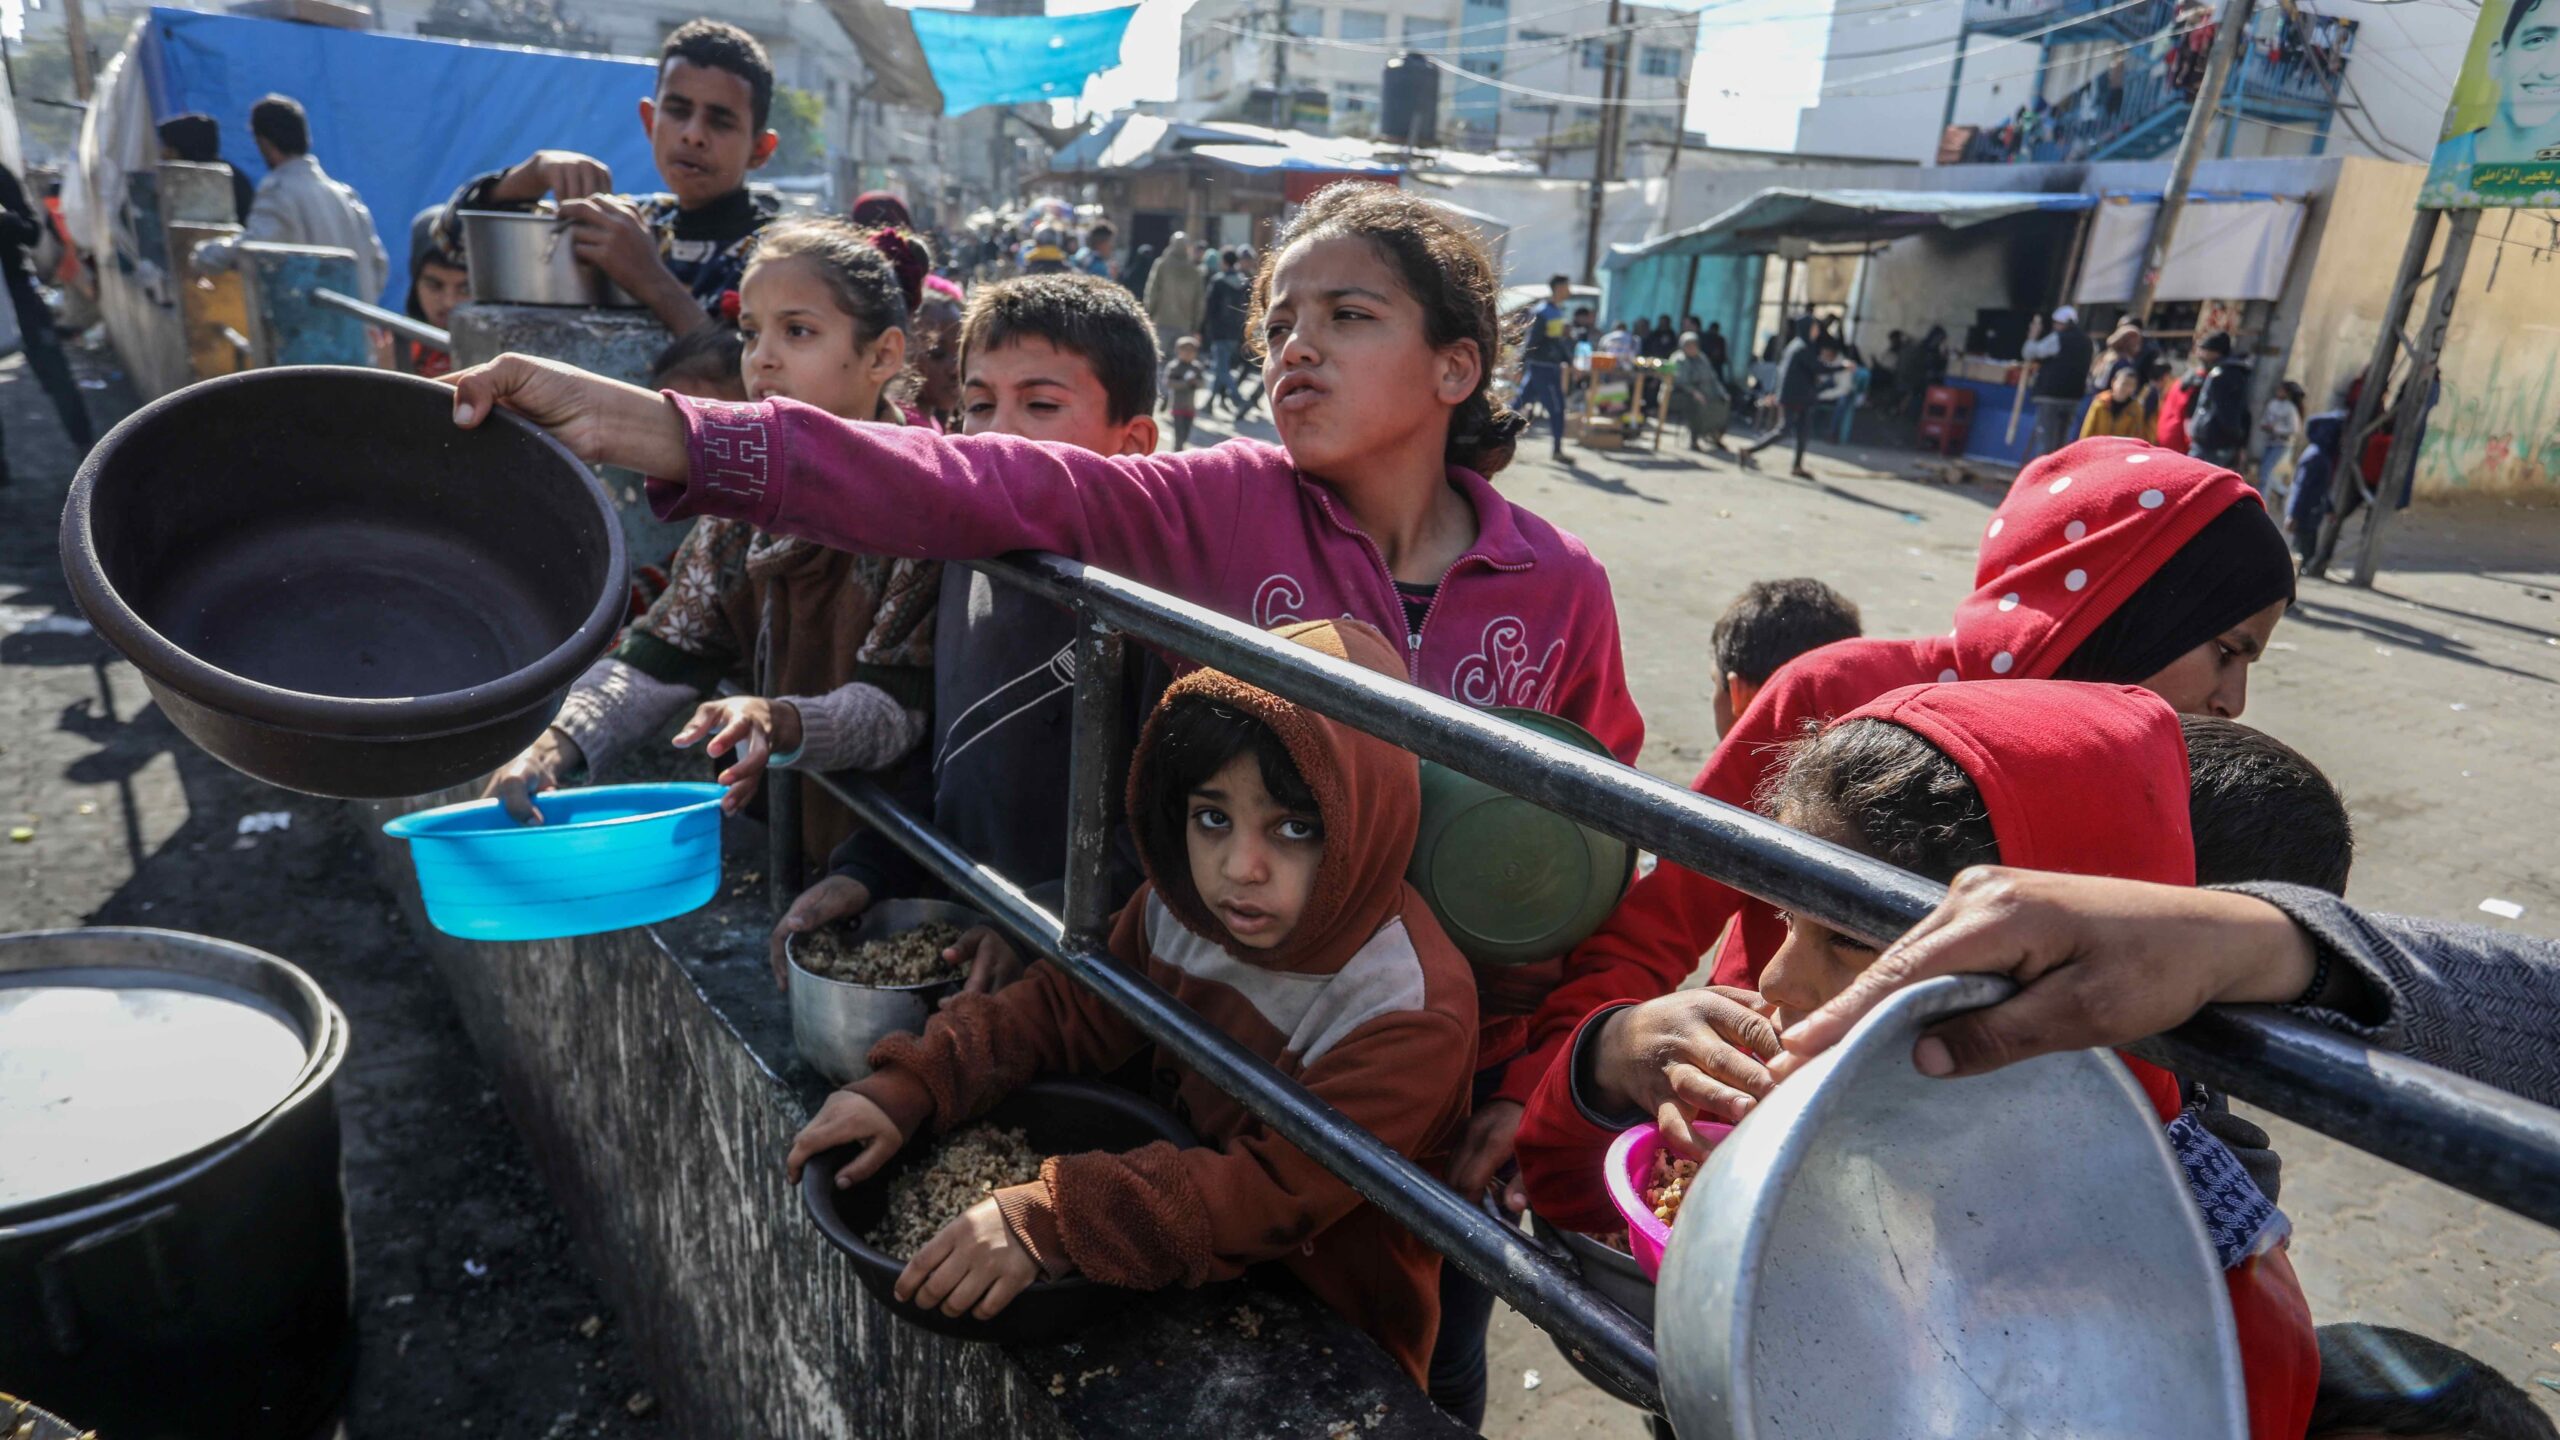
60,367,628,799
456,209,643,308
1655,975,2247,1440
788,899,989,1083
0,928,353,1440
1528,1211,1656,1409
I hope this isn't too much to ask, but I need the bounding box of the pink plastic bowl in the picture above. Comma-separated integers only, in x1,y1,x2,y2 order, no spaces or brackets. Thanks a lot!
1603,1120,1733,1280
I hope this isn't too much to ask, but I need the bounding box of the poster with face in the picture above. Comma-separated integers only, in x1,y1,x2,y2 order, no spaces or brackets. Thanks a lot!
2424,0,2560,205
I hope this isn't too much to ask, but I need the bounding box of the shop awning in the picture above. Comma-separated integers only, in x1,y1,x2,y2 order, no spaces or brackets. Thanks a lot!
2074,192,2307,305
1609,188,2098,267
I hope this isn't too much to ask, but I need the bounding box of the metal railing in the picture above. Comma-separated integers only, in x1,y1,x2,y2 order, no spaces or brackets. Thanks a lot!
801,550,2560,1413
311,287,451,353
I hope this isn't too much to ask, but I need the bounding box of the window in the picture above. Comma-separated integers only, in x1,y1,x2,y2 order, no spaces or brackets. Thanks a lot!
1340,8,1387,40
1640,44,1682,76
1581,38,1607,67
1287,5,1325,37
1402,17,1449,50
1517,26,1559,41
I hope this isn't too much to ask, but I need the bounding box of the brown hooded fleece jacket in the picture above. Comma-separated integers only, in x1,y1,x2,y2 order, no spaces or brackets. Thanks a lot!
855,619,1480,1383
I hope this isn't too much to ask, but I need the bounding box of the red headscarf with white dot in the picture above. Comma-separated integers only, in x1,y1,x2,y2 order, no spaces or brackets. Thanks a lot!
1949,437,2262,683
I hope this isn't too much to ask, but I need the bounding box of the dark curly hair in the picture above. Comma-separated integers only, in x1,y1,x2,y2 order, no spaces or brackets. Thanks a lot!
1250,182,1527,477
661,19,775,132
1765,719,2001,883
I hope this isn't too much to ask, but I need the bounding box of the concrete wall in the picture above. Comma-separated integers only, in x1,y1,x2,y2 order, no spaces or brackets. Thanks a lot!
2287,157,2560,497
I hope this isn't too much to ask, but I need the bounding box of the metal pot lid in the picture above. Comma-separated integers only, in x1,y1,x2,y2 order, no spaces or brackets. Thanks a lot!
1,939,318,1213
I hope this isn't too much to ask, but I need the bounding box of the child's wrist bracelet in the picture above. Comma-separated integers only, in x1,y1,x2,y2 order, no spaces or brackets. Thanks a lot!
2292,945,2333,1008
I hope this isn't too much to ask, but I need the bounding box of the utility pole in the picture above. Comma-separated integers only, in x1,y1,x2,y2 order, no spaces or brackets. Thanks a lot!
1271,0,1292,129
64,0,95,101
1581,0,1625,284
2128,0,2253,323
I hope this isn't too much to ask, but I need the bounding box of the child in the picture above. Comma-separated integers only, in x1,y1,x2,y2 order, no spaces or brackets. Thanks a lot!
2183,715,2352,894
2258,379,2305,507
1453,443,2296,1201
480,220,940,874
1163,334,1206,450
774,272,1163,987
401,209,470,378
2079,364,2157,441
1515,680,2320,1440
437,20,784,337
783,620,1478,1385
2309,1324,2559,1440
647,322,748,403
2287,400,2350,559
1707,578,1861,737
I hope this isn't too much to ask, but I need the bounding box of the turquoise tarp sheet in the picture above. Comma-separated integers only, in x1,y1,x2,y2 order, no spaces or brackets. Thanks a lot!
908,5,1139,116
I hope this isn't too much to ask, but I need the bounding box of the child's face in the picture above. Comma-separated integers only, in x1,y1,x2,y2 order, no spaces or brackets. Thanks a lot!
2139,598,2286,720
961,336,1155,455
914,301,963,415
1760,906,1882,1032
1185,754,1323,951
642,57,776,211
1259,235,1479,482
2110,370,2141,403
740,256,903,420
415,260,470,331
1176,339,1199,361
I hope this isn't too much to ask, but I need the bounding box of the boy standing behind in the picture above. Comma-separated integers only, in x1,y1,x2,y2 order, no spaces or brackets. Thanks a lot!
437,20,783,337
1706,578,1862,737
1163,335,1206,450
772,274,1163,979
788,620,1479,1382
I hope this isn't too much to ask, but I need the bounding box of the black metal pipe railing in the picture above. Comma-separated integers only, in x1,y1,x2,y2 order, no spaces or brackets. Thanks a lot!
812,768,1669,1403
988,553,2560,1232
793,548,2560,1415
311,287,451,352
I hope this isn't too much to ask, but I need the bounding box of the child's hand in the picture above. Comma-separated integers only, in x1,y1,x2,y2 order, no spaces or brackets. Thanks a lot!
1448,1099,1525,1213
673,697,803,813
771,874,872,990
1593,988,1782,1156
785,1090,906,1188
940,925,1024,1006
482,728,583,824
895,1197,1045,1319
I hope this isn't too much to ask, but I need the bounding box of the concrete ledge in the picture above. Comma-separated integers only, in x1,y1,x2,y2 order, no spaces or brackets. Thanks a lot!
361,790,1473,1438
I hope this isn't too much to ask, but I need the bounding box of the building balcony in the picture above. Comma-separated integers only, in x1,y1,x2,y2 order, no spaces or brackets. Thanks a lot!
1962,0,2171,41
1949,7,2356,163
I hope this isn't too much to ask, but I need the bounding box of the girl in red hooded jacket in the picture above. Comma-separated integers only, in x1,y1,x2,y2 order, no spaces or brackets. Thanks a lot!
1447,440,2298,1204
1517,680,2319,1440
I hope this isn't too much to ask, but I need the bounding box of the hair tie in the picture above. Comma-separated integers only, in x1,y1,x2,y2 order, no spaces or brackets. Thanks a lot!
717,288,741,322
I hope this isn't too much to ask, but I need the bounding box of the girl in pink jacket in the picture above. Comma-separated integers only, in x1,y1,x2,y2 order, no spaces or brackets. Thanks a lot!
448,182,1645,769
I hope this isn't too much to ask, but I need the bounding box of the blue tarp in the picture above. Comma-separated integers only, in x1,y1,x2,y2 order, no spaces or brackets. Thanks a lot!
141,7,660,307
908,5,1138,116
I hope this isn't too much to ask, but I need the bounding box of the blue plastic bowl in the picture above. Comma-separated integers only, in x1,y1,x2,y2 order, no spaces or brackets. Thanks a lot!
382,782,726,941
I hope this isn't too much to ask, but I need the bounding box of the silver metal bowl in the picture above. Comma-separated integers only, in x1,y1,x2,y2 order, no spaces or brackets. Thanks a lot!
456,209,642,309
1529,1210,1657,1409
786,899,988,1084
1656,974,2247,1440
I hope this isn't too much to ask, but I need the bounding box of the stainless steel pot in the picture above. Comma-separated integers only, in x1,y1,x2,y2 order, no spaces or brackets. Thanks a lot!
0,928,353,1440
1528,1211,1657,1409
788,899,988,1083
457,208,642,308
1655,974,2247,1440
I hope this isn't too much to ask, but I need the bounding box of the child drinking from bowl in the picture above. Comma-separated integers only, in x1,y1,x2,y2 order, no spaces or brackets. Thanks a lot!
1514,681,2319,1440
478,220,941,864
784,620,1478,1388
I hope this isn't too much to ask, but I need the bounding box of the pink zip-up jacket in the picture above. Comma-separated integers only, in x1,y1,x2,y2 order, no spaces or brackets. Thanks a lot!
645,395,1648,1074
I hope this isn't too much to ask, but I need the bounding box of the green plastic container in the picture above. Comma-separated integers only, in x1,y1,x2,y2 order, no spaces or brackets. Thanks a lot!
1409,708,1637,968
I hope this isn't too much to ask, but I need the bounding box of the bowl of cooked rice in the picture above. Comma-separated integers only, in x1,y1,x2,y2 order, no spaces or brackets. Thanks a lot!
1604,1120,1733,1280
787,899,991,1084
799,1078,1195,1342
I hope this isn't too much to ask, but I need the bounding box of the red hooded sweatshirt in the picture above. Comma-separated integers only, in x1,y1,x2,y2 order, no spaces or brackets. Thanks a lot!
854,620,1480,1384
1492,439,2267,1112
1516,681,2317,1440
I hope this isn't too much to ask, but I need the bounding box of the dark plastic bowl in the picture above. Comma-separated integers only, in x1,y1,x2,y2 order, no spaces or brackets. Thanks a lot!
800,1077,1195,1343
60,367,626,798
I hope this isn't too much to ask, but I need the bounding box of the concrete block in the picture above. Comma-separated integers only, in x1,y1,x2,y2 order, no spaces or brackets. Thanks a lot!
157,162,239,228
360,787,1468,1439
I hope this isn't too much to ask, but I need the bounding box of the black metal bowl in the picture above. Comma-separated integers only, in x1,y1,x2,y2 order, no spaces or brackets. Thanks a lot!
59,366,627,798
800,1077,1195,1343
